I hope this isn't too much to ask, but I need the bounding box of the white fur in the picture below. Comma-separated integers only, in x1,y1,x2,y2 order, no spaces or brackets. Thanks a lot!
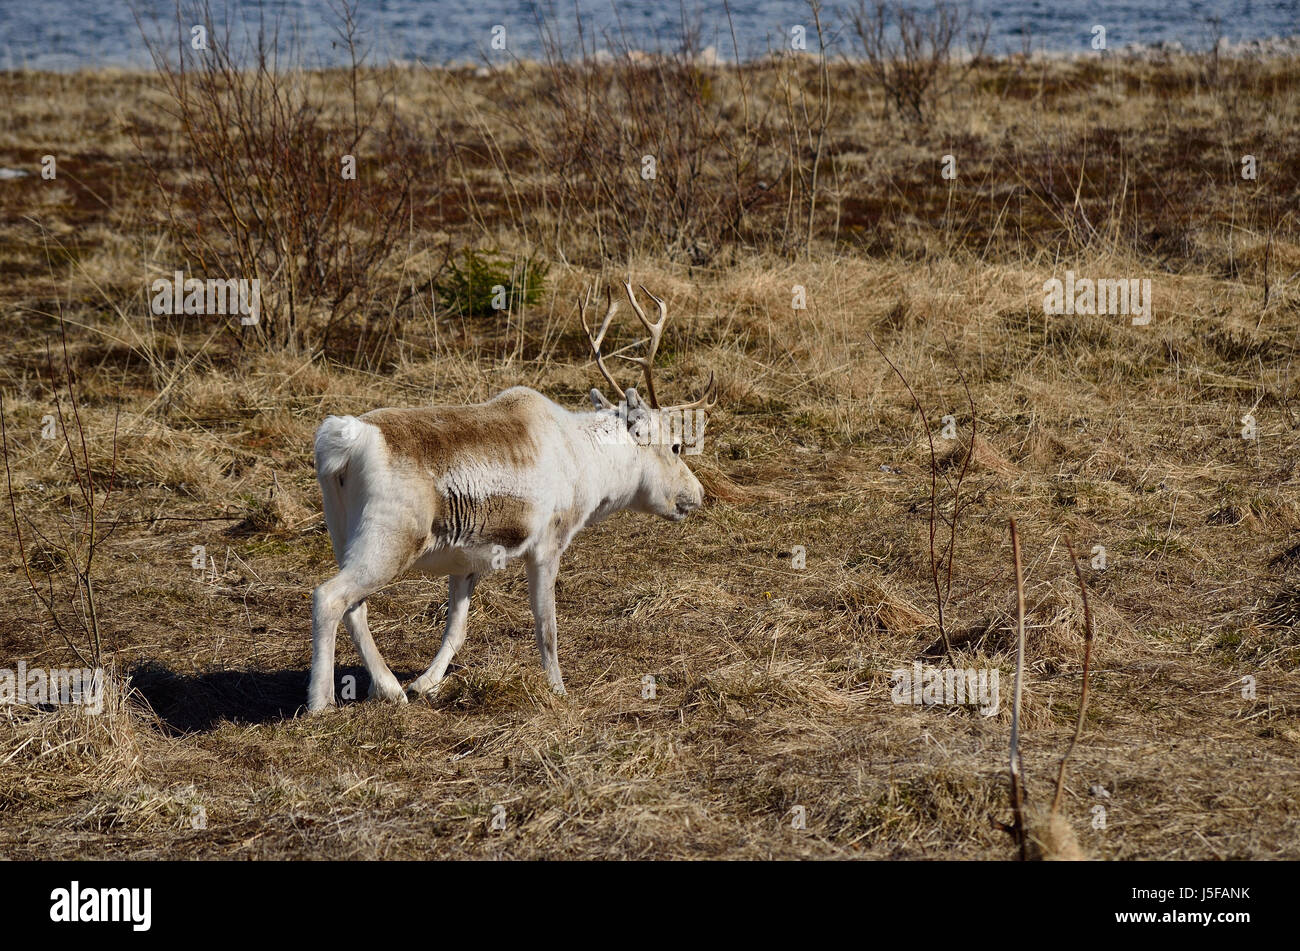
306,386,705,712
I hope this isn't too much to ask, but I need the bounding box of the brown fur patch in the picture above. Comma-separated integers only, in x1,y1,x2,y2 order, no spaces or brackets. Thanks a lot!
364,389,546,472
549,506,583,543
432,492,536,549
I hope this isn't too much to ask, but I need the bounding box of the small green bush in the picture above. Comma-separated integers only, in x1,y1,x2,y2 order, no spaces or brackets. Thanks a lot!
435,249,548,318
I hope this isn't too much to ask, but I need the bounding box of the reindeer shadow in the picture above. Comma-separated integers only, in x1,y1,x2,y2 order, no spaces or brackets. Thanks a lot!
127,662,416,734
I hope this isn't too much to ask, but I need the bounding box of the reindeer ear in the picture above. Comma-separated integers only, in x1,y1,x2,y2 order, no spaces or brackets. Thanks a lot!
590,388,614,410
623,387,650,442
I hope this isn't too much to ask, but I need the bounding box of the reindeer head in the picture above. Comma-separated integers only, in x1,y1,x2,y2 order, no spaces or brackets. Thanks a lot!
579,282,718,522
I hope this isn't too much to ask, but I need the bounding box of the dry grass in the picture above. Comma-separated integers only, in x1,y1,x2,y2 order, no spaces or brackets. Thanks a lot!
0,45,1298,859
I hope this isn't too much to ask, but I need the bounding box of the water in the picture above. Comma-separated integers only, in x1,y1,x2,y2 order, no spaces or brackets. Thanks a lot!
0,0,1296,70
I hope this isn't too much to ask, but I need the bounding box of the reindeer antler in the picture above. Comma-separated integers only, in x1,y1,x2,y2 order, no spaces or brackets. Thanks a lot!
578,282,718,412
617,283,668,408
662,368,718,412
578,286,626,409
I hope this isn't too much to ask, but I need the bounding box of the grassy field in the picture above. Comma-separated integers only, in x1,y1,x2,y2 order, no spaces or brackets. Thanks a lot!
0,36,1298,859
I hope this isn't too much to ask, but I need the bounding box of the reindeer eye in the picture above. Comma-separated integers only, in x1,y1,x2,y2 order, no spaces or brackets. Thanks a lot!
671,443,682,455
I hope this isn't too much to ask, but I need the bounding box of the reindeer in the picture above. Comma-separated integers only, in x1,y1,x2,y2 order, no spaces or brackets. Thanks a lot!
306,283,718,712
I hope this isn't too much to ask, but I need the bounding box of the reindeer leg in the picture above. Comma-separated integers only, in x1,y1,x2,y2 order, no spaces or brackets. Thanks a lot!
343,599,405,703
406,573,479,700
526,552,566,695
308,550,407,713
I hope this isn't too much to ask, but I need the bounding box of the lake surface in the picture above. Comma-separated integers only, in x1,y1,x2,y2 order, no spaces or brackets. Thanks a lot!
1,0,1296,70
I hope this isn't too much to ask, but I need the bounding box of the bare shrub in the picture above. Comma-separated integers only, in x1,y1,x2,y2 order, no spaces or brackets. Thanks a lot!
515,5,784,263
848,0,989,123
135,0,428,353
1,320,117,669
776,1,838,255
868,329,977,657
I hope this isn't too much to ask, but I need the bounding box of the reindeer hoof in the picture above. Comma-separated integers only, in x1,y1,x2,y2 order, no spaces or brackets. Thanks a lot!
368,680,408,704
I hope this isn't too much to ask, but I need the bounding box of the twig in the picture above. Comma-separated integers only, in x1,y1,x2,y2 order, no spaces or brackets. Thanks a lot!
1,396,92,668
940,335,976,619
1008,517,1028,860
117,515,246,527
1051,537,1096,815
868,330,950,656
